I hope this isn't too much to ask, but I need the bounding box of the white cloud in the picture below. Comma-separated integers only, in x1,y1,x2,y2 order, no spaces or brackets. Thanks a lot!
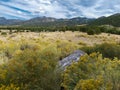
17,11,23,14
0,0,120,19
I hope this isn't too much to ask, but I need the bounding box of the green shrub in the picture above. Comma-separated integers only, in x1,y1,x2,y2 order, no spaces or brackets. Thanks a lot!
87,29,95,35
1,32,7,35
87,26,102,35
81,43,120,59
9,30,13,34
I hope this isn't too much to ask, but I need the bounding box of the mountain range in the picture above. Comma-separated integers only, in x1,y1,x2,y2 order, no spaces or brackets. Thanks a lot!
0,16,93,27
0,13,120,27
0,17,23,25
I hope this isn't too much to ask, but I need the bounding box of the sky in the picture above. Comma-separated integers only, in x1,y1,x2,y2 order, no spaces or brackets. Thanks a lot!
0,0,120,20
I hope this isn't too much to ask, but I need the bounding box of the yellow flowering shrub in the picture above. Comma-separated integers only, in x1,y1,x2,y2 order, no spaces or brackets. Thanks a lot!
0,40,70,90
74,78,103,90
61,53,120,90
0,84,20,90
57,41,78,59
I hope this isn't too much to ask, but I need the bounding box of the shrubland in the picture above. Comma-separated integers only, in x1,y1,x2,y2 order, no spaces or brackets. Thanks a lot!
0,29,119,90
0,36,78,90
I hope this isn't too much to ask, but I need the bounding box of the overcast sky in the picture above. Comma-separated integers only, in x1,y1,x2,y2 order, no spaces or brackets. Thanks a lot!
0,0,120,19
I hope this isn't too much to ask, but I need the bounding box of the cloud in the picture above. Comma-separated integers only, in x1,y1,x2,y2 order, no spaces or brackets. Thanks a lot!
0,0,120,19
0,4,32,19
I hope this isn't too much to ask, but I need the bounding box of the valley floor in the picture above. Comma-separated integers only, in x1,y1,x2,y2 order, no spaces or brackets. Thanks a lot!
0,31,120,46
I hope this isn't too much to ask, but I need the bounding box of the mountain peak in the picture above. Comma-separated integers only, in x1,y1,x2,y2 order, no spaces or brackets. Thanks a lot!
29,16,56,22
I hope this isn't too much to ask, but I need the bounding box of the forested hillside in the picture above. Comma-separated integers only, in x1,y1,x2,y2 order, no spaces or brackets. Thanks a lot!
89,13,120,27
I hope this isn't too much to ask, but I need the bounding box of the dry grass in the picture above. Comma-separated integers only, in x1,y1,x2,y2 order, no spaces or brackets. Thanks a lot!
0,30,119,64
0,31,119,46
